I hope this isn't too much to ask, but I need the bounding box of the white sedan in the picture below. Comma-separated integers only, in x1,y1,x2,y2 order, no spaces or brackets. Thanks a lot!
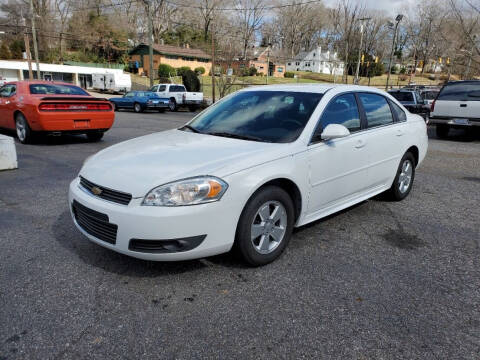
69,84,428,266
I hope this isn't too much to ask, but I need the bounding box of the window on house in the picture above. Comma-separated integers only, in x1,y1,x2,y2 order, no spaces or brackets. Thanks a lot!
313,53,316,57
288,62,291,66
277,67,283,72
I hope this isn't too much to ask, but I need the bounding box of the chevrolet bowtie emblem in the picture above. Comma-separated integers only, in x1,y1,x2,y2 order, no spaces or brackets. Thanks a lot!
91,186,103,195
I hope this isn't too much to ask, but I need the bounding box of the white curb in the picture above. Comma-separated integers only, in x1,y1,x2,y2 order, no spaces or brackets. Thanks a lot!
0,134,18,171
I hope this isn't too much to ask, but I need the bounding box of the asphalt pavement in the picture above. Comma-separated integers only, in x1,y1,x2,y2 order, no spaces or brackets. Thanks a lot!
1,110,479,359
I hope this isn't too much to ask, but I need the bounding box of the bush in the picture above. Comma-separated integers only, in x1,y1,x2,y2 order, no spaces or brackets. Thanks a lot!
399,67,407,74
182,69,200,92
248,67,257,76
176,66,191,77
284,71,295,78
158,64,175,79
194,66,205,75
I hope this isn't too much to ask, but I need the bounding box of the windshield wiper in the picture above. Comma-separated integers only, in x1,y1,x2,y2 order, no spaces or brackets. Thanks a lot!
180,124,202,133
206,131,268,142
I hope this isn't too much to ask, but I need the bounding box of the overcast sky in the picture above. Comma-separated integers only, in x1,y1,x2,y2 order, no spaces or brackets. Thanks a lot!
323,0,418,16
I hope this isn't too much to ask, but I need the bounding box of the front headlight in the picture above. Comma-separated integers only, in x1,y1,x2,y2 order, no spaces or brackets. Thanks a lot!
142,176,228,206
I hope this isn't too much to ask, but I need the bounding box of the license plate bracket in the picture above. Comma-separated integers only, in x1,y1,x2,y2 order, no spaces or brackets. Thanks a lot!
451,118,469,125
74,120,91,128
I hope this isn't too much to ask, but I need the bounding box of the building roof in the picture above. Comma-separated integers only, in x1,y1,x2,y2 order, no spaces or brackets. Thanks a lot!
129,43,211,60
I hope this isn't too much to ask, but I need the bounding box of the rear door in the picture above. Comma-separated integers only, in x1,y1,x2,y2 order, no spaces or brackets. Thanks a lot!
433,82,480,120
357,92,405,188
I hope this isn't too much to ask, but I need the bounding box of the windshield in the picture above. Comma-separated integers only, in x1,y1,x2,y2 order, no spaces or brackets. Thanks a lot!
184,90,323,143
389,91,414,103
29,84,89,95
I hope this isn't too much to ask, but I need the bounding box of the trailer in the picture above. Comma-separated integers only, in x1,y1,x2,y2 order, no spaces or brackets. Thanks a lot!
92,73,131,94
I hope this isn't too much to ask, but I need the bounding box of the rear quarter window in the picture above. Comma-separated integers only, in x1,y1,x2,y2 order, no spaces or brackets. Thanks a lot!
389,92,414,103
438,82,480,101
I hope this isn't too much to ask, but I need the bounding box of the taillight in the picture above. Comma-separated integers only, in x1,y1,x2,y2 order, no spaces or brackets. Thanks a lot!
430,99,435,113
39,103,112,111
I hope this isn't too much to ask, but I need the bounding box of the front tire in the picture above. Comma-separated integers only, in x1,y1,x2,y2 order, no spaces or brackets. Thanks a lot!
15,113,35,144
235,186,294,266
387,152,416,201
169,99,177,112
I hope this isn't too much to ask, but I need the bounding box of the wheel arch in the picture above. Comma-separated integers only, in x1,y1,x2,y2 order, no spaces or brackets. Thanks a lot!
249,177,303,224
406,145,419,166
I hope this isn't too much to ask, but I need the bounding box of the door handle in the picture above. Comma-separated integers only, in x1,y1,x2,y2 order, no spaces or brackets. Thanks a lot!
460,104,467,107
396,129,404,137
354,139,366,149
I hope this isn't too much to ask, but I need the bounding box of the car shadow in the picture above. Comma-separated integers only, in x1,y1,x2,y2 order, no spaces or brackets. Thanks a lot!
52,210,252,276
0,128,99,146
427,125,480,142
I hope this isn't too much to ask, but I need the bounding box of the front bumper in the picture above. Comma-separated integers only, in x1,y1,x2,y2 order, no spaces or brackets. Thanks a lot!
429,116,480,127
145,102,169,109
68,177,238,261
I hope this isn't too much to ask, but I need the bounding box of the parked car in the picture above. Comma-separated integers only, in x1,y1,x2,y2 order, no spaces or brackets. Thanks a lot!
388,89,430,120
69,85,428,266
92,73,131,94
149,84,203,112
0,81,114,144
419,89,440,106
109,91,170,113
430,80,480,138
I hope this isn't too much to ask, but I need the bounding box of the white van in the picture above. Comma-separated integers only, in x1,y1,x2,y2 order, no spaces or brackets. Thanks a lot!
92,73,131,94
430,81,480,137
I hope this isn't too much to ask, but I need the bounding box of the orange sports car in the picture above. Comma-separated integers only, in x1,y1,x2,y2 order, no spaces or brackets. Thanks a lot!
0,81,114,144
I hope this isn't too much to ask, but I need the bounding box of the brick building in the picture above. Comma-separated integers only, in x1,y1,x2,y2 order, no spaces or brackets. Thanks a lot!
128,43,211,78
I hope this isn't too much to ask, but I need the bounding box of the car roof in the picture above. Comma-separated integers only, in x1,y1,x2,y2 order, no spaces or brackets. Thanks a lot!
238,84,389,95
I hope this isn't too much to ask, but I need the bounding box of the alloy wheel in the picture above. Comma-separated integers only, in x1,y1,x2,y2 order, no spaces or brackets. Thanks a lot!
16,117,26,142
398,159,413,194
251,201,287,255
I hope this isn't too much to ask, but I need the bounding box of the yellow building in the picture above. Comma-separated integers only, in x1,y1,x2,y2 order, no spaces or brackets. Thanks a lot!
128,43,212,78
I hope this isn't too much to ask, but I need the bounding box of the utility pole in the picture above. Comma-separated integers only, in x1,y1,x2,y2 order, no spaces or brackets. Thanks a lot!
464,36,476,80
354,18,370,85
143,0,154,87
385,14,403,91
266,44,271,85
29,0,40,80
211,22,215,103
22,15,33,80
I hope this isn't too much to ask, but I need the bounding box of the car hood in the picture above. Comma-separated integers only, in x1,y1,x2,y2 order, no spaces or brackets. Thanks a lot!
80,129,289,197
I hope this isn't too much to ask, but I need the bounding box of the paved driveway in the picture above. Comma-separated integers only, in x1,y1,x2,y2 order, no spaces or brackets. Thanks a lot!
1,112,479,359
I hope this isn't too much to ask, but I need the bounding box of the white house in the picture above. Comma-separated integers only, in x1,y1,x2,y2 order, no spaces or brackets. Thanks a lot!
286,47,344,75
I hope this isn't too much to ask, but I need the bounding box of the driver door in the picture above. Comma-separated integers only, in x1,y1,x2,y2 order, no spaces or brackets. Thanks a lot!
306,93,372,217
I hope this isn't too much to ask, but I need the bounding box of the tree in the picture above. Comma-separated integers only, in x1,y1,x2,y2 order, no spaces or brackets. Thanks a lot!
235,0,266,60
158,63,175,79
0,43,12,59
182,69,200,91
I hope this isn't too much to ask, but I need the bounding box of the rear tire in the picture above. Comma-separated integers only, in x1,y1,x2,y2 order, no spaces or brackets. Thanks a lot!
436,124,449,138
134,102,143,113
188,105,197,112
158,108,166,113
86,131,104,142
234,186,294,266
15,113,35,144
387,152,416,201
113,103,118,111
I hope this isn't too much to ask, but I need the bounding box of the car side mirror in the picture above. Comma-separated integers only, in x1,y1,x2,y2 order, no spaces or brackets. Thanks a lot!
321,124,350,140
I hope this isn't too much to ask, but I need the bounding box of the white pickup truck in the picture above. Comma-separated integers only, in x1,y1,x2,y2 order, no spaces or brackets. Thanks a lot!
149,84,203,112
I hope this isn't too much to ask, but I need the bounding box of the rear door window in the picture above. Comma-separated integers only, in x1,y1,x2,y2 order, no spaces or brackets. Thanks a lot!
437,82,480,101
170,85,186,92
358,93,394,128
390,101,407,122
158,85,166,91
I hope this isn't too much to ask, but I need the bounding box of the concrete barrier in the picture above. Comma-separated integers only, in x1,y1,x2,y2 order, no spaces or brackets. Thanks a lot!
0,135,18,171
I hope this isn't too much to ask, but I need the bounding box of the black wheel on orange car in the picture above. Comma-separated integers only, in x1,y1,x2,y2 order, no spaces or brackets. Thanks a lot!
113,103,118,111
86,131,104,142
15,113,35,144
134,102,143,113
